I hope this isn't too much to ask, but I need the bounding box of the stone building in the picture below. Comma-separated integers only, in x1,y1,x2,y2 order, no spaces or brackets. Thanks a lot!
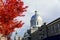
1,37,7,40
14,32,19,40
30,11,43,32
23,11,43,40
0,34,7,40
30,11,43,40
23,11,60,40
14,32,23,40
22,30,31,40
44,18,60,40
38,23,47,40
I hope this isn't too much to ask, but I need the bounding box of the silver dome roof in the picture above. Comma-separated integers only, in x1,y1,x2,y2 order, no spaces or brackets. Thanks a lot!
31,11,40,20
30,11,43,27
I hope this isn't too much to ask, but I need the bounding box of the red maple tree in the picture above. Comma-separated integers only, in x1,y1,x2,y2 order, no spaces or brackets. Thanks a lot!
0,0,28,38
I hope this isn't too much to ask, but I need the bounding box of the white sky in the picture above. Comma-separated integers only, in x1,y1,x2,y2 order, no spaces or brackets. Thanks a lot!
11,0,60,40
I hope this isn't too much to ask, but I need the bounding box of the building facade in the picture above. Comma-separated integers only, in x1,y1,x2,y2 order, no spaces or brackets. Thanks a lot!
14,32,23,40
23,11,44,40
23,11,60,40
44,18,60,40
30,11,43,40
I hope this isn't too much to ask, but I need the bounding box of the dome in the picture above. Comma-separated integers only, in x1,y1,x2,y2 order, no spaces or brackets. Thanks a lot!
30,11,43,28
31,13,41,20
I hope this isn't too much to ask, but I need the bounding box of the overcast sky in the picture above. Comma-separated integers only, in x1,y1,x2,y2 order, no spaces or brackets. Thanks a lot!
11,0,60,40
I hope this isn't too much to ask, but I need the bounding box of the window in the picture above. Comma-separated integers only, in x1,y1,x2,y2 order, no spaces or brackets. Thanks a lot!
37,22,38,25
51,26,54,33
54,24,58,33
58,23,60,31
50,26,53,33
